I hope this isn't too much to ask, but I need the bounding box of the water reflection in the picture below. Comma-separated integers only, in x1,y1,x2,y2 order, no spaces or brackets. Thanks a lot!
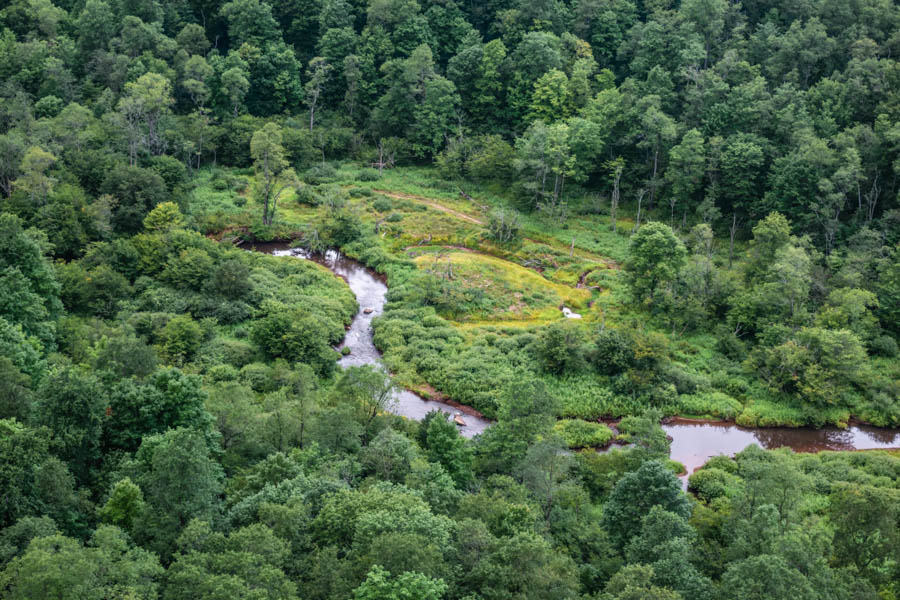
665,418,900,475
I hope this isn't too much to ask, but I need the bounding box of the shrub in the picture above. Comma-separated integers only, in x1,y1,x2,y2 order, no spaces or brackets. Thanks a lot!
372,197,393,212
355,168,381,181
677,392,743,420
160,315,203,364
591,328,634,375
215,338,256,367
486,209,522,244
386,212,403,222
207,364,239,382
687,467,741,502
349,187,373,197
553,419,614,448
240,362,277,393
869,334,898,357
303,163,337,184
533,321,587,375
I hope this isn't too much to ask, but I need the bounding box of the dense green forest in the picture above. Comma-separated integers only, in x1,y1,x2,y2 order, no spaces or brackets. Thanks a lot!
2,0,900,598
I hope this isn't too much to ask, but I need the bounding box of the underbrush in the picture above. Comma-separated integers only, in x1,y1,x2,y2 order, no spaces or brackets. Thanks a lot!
554,419,615,448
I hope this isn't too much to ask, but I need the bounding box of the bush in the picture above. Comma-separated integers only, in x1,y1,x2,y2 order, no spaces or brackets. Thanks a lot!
869,334,898,357
677,392,743,420
349,187,373,197
160,315,203,364
215,338,257,367
553,419,615,448
240,362,277,393
207,364,239,382
355,168,381,181
486,209,522,244
303,163,338,184
372,197,393,212
591,328,634,375
386,213,403,222
687,467,741,502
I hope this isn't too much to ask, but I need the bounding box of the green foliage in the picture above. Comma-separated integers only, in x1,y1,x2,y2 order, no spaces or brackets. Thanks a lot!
252,303,339,376
553,419,614,448
601,460,692,551
161,315,204,365
5,1,900,597
625,222,687,305
352,565,447,600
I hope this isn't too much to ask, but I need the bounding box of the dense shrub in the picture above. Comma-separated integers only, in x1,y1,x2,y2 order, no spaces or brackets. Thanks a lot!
553,419,615,448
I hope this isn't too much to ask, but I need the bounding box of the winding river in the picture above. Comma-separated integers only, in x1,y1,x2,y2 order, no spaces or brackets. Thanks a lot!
255,243,900,463
256,243,491,437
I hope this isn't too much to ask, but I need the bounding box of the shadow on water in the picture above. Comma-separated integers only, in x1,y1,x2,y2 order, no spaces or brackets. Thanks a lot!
251,242,491,437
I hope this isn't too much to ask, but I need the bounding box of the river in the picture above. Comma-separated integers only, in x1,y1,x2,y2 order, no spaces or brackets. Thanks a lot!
254,243,491,437
254,242,900,461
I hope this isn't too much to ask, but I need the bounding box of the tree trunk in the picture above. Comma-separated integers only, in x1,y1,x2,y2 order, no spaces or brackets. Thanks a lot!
729,212,739,268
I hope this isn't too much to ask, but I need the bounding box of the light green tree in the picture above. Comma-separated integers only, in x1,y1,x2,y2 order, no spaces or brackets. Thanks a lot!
250,123,299,225
625,221,687,304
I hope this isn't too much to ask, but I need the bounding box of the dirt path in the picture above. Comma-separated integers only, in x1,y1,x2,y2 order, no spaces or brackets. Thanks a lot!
374,189,485,225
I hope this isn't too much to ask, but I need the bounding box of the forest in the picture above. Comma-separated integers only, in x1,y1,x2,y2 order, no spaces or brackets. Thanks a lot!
1,0,900,598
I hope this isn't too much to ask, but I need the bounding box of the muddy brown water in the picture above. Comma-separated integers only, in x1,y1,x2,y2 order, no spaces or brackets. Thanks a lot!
664,418,900,477
252,242,491,437
252,242,900,459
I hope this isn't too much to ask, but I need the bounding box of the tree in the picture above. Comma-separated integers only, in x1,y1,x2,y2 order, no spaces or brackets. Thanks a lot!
250,123,299,225
166,520,298,600
143,201,184,232
665,129,705,225
421,411,474,487
0,133,26,198
360,428,418,482
117,73,174,164
220,0,283,48
102,165,170,235
634,96,677,208
98,478,146,533
529,69,569,123
518,436,573,520
13,146,57,206
305,57,332,131
534,320,587,375
600,565,683,600
514,120,574,215
0,527,162,600
720,554,816,600
466,531,579,600
127,428,224,558
352,565,447,600
331,366,396,441
600,460,691,551
828,483,900,583
35,366,105,487
104,368,211,453
220,65,251,118
0,213,61,345
625,222,687,305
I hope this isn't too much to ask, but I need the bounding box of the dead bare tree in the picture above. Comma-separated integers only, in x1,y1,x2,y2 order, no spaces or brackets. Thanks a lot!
631,188,646,235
